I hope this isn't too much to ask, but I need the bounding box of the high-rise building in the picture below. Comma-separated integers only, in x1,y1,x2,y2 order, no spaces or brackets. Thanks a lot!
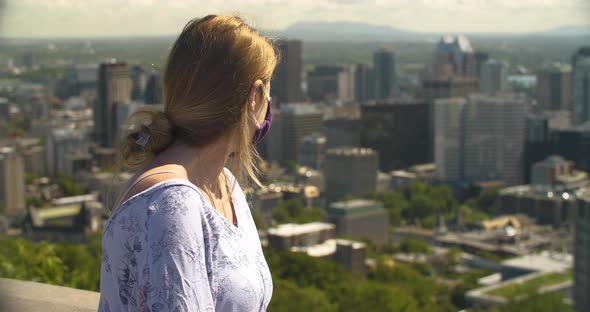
434,97,466,182
0,147,25,215
373,48,397,99
144,70,163,104
430,35,476,78
354,63,375,103
337,65,355,102
130,65,146,101
324,147,378,203
95,61,132,147
45,128,91,176
571,47,590,70
326,199,389,246
474,52,490,77
480,59,508,95
434,94,527,185
307,66,343,101
575,190,590,312
299,133,326,170
463,94,527,185
280,104,324,164
421,77,479,104
273,40,303,104
572,57,590,125
361,99,430,171
325,117,361,149
536,63,572,111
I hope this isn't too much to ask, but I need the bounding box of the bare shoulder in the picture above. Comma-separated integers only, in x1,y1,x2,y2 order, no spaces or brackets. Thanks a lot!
119,165,188,206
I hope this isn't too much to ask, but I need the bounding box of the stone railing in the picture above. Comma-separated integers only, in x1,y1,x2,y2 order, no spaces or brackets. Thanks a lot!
0,278,99,311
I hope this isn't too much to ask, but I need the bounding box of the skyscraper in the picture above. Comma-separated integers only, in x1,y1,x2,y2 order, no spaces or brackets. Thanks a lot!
536,63,572,112
361,99,431,171
95,61,132,147
130,65,146,101
575,190,590,312
480,59,508,95
0,147,25,215
144,70,163,105
430,35,476,78
273,40,303,104
572,57,590,125
354,63,375,103
463,94,527,185
434,94,527,185
373,48,397,99
307,65,343,101
324,148,378,203
434,97,466,182
280,104,324,164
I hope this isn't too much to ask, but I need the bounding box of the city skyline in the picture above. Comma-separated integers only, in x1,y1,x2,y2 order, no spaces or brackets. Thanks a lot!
1,0,590,38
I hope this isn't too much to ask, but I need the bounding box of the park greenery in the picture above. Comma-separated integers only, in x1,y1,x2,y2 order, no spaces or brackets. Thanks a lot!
0,233,571,311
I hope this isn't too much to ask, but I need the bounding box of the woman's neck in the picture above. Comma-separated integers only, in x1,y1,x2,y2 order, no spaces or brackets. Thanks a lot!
150,139,231,190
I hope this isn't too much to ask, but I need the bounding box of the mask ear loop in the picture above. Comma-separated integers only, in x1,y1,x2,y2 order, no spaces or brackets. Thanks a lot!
250,112,261,128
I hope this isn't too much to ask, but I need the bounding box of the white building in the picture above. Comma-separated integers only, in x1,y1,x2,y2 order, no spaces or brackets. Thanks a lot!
434,97,466,182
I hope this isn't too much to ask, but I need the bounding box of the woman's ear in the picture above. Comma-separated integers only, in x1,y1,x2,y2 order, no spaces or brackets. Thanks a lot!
248,79,264,113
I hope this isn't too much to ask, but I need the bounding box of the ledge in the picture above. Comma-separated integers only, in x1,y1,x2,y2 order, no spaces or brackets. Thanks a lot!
0,278,99,312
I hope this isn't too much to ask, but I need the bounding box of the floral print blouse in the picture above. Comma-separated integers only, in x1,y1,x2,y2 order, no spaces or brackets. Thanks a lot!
98,169,273,311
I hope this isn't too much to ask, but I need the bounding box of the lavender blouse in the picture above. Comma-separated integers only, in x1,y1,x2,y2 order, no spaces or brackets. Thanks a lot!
98,169,273,311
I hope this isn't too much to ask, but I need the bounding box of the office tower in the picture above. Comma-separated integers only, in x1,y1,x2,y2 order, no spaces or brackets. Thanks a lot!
130,65,146,101
144,70,163,104
63,64,99,97
552,125,590,172
463,94,527,185
571,47,590,69
434,97,466,182
337,65,355,102
361,99,430,171
524,113,556,183
575,191,590,312
373,48,397,99
354,63,375,103
307,66,343,101
421,77,479,103
326,199,389,246
95,61,131,147
45,128,90,176
572,57,590,124
273,39,303,104
0,147,25,215
480,59,508,95
536,63,572,111
324,147,378,203
325,117,361,149
474,52,490,77
299,133,326,170
280,104,323,164
430,35,476,78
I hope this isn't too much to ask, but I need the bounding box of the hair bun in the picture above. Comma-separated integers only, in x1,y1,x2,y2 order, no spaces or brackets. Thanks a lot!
120,108,175,169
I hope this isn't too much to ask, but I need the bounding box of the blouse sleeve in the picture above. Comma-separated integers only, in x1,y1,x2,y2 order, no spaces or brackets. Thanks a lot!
145,185,215,312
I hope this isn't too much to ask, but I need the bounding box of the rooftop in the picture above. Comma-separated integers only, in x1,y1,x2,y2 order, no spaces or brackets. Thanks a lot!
267,222,334,237
502,251,572,272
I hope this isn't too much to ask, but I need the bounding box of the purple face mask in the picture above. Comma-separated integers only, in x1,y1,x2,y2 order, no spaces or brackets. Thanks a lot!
253,93,272,145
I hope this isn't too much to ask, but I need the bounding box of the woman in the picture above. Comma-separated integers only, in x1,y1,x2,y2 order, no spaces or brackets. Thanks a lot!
98,15,277,311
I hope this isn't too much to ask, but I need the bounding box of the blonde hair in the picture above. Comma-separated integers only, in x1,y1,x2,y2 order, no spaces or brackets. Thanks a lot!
119,15,278,186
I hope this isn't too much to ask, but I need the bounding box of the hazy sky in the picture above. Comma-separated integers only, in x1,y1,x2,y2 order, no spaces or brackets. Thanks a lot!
1,0,589,38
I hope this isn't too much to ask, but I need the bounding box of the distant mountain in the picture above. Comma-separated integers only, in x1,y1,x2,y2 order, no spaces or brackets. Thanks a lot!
277,21,590,41
281,21,419,41
543,25,590,36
